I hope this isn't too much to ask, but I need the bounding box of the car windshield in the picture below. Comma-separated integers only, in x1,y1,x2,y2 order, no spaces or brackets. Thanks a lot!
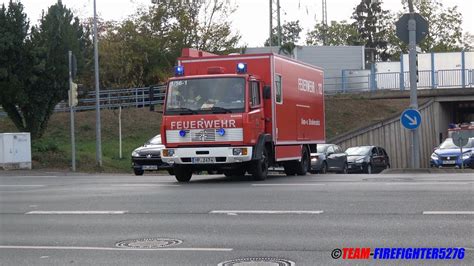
146,135,162,145
439,138,474,149
165,77,245,115
316,144,330,153
345,146,371,156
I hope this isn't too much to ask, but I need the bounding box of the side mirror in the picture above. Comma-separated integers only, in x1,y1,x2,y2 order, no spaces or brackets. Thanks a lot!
263,85,271,99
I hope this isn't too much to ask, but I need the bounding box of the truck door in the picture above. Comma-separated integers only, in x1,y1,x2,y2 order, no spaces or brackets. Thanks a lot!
248,81,264,142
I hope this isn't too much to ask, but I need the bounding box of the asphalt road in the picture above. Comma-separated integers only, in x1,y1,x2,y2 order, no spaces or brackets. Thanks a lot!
0,171,473,265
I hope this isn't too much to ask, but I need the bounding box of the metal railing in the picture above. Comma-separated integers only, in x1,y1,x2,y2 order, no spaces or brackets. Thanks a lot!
1,68,472,117
325,68,473,94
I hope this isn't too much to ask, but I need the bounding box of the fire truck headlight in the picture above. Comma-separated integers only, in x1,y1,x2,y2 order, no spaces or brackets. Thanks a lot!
163,149,175,157
233,148,248,156
217,128,225,136
179,130,187,137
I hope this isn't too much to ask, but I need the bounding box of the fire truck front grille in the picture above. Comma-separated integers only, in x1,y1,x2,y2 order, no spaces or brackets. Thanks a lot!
166,128,243,143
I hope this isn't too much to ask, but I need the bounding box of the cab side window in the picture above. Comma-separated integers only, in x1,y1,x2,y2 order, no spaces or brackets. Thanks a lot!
250,81,261,107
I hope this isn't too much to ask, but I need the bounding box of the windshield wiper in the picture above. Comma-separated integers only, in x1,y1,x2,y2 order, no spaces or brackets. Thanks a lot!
209,106,232,114
167,107,197,115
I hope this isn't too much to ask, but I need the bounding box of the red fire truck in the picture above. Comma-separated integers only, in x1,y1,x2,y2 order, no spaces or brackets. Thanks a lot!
161,48,325,182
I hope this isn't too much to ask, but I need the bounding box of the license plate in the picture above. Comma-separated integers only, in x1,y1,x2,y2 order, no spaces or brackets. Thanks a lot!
442,160,455,164
142,165,158,170
192,157,215,164
348,165,353,169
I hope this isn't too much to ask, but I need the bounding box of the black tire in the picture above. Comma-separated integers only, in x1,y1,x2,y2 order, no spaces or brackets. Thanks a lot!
134,168,144,176
320,161,328,174
167,169,174,175
340,163,348,174
296,147,310,175
174,166,193,182
365,164,373,174
251,148,269,181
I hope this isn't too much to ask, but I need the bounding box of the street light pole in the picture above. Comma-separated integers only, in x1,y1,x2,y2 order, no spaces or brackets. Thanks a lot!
93,0,102,167
407,0,420,168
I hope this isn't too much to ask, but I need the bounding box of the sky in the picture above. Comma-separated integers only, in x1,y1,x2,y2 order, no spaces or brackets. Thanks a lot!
3,0,474,47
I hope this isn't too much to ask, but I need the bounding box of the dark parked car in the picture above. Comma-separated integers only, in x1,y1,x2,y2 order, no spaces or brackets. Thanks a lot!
310,144,348,173
346,146,390,174
131,134,173,176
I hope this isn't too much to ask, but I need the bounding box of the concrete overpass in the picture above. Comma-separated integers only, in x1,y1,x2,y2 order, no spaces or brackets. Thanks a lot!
329,88,474,168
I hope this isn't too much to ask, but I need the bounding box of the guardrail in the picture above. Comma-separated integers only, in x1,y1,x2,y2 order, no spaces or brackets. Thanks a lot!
325,68,473,94
1,68,472,117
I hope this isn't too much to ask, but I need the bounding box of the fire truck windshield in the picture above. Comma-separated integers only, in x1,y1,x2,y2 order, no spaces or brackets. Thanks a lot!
165,77,245,115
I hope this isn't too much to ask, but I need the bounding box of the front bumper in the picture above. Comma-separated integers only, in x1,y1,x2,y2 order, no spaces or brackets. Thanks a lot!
161,146,253,165
347,162,368,172
131,157,172,170
430,156,473,168
310,158,324,171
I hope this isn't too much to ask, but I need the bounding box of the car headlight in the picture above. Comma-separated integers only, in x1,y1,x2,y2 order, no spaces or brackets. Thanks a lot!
462,152,472,160
162,149,175,157
430,153,439,160
355,158,365,163
131,150,139,157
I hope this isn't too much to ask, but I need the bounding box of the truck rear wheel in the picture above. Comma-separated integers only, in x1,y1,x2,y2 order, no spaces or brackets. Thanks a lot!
174,166,193,183
296,147,310,175
251,148,268,181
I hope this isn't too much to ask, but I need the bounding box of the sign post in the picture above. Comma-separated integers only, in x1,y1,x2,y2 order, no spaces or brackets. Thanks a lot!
395,0,428,168
68,51,76,172
452,131,469,169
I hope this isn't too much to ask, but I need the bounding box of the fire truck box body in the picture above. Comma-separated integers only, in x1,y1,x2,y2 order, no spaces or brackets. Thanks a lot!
161,49,325,181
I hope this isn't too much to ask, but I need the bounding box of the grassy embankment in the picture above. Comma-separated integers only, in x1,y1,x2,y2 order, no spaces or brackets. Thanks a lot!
0,96,410,172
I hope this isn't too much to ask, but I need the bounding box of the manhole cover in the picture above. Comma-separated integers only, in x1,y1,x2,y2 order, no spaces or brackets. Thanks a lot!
115,238,182,249
218,257,295,266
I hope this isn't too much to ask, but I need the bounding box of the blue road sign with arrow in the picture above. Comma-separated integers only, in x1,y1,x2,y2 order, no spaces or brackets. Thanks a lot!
401,109,422,130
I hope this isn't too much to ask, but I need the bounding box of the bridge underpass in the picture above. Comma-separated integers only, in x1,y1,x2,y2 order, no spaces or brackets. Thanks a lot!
330,88,474,168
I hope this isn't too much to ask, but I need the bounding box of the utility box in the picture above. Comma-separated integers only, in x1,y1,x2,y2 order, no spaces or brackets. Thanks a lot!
0,133,32,170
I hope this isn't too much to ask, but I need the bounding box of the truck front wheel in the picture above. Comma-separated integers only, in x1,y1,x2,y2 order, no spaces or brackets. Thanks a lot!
296,147,310,175
251,148,268,181
174,166,193,182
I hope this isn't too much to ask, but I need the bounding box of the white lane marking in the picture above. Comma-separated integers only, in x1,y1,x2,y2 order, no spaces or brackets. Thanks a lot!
0,245,232,252
423,211,474,215
25,211,127,215
386,182,473,185
0,176,57,178
210,210,324,215
111,184,180,187
0,185,45,187
252,183,326,187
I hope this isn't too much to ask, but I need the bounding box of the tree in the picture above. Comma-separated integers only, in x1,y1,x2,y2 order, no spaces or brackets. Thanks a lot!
404,0,468,52
0,0,88,139
352,0,392,63
306,20,361,46
264,20,302,55
97,0,241,88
